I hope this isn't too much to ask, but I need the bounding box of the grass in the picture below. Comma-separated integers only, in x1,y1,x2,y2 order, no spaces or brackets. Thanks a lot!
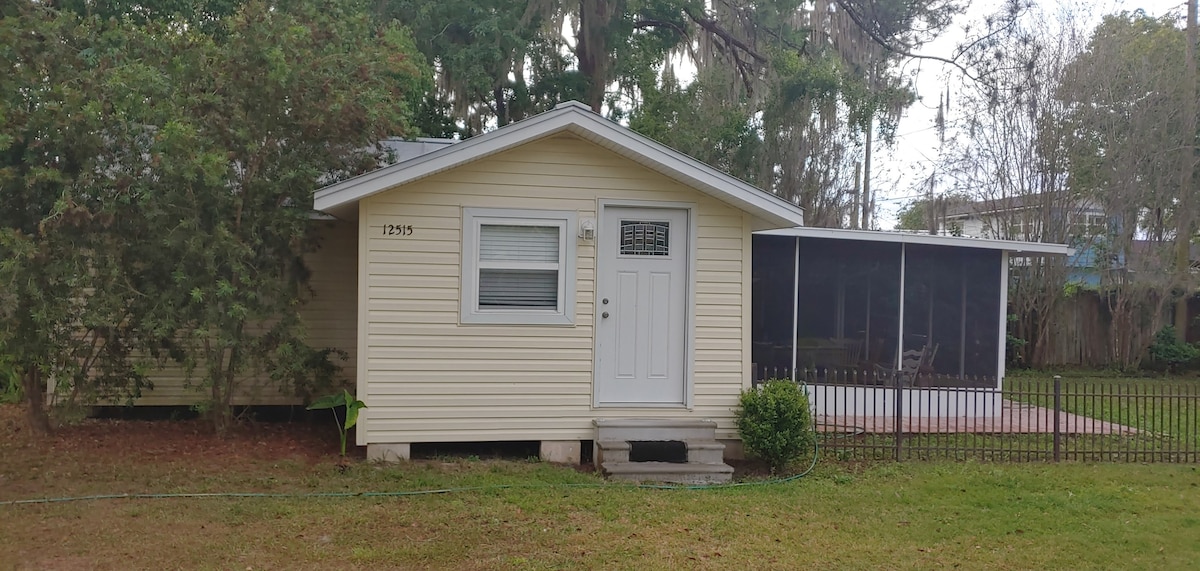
1006,373,1200,453
2,404,1200,569
3,460,1200,569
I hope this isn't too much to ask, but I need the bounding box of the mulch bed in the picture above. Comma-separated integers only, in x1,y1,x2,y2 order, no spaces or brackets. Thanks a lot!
1,404,346,469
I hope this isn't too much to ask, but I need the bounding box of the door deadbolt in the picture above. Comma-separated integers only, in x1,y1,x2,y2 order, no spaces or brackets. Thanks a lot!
602,311,610,318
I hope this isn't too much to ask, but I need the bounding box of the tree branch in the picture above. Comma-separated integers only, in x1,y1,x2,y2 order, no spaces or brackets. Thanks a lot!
633,18,698,64
683,7,768,64
831,0,986,86
633,19,690,41
761,24,808,54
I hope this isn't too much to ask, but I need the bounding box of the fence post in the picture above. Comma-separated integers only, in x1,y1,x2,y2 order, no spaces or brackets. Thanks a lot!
1053,375,1062,463
894,370,903,462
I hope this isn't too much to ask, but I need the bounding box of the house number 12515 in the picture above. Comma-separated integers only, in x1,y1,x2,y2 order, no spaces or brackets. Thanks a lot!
382,224,413,236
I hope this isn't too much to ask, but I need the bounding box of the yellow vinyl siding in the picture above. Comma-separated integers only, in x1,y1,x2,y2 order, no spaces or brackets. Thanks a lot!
360,134,756,443
114,221,358,406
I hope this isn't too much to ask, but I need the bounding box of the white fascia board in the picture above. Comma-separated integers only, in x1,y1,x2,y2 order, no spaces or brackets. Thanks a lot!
313,101,805,228
557,120,804,228
756,227,1075,256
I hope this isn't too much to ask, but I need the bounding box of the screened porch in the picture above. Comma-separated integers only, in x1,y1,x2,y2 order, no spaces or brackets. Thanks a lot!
752,231,1010,389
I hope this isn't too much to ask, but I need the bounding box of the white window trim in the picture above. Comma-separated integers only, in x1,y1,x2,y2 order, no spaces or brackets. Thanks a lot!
461,208,577,325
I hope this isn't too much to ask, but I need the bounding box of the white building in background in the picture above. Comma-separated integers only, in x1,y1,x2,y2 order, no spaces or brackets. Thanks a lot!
935,195,1107,242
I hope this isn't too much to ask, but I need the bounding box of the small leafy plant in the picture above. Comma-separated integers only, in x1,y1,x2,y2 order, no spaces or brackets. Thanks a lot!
307,389,366,458
736,379,815,473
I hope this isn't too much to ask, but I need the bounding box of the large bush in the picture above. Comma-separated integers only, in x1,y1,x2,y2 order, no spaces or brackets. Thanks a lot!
736,379,815,472
1145,326,1200,372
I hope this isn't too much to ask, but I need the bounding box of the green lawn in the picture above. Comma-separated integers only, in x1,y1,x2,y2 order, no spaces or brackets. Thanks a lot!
1006,373,1200,458
3,410,1200,570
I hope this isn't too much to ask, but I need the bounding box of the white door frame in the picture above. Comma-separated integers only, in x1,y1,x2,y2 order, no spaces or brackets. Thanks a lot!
593,199,697,409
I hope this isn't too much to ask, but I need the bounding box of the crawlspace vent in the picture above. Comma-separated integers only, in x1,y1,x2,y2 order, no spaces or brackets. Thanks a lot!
628,440,688,463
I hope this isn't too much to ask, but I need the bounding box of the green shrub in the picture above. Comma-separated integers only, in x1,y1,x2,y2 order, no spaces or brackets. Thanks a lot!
735,379,815,473
1145,326,1200,372
0,352,20,404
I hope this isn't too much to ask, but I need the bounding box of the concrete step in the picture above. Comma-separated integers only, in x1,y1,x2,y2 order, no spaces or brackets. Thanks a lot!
595,439,725,464
683,440,726,464
602,461,734,485
595,439,631,464
593,419,734,484
593,418,719,442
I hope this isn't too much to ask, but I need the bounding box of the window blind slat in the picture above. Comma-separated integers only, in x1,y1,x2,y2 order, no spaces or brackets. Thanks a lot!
480,225,559,263
479,269,558,308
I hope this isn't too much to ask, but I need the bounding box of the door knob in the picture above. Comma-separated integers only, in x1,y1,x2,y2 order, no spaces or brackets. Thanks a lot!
602,298,609,304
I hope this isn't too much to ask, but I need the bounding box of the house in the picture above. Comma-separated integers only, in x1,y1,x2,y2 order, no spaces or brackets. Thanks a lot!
935,194,1106,286
936,194,1106,242
311,101,804,480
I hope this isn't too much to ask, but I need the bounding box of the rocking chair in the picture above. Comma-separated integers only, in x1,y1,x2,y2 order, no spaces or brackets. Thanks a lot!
875,346,927,387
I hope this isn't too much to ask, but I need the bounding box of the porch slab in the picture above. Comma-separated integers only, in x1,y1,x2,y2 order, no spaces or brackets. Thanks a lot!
816,400,1138,435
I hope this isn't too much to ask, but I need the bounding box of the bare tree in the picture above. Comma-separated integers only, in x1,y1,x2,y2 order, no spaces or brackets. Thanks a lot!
935,6,1088,367
1174,0,1198,340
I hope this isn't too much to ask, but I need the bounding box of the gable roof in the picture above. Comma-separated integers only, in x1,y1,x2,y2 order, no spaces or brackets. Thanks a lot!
313,101,805,227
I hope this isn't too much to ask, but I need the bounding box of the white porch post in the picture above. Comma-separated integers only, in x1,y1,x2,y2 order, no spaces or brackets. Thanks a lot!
791,236,800,382
997,251,1010,389
864,278,872,361
896,243,907,370
959,258,967,379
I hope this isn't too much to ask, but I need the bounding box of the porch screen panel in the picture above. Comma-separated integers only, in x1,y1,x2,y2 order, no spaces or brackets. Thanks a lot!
751,235,798,378
793,238,901,383
902,244,1001,386
962,249,1001,380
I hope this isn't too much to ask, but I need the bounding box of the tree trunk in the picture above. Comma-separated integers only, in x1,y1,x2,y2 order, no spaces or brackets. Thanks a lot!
494,86,508,127
21,369,51,435
1175,0,1198,341
576,0,617,113
861,116,873,229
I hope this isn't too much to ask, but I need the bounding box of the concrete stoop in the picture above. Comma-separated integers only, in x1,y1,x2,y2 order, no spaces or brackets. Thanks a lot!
593,419,735,485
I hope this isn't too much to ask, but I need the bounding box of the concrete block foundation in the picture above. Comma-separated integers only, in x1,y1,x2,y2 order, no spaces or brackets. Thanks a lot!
367,443,411,462
539,440,582,464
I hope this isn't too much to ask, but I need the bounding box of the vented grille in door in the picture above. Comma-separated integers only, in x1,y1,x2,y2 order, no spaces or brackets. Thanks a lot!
619,221,669,256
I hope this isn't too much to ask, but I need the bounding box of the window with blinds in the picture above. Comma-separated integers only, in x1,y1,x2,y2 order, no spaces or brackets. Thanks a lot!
478,225,559,308
461,209,576,325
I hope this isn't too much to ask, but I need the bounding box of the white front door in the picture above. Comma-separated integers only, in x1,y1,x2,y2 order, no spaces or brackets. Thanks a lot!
595,206,690,406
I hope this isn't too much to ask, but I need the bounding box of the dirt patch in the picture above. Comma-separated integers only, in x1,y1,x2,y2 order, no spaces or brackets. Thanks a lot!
12,555,97,571
3,404,343,464
727,458,777,480
0,403,355,503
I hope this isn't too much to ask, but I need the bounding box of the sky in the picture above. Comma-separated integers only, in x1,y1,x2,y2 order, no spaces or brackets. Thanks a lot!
872,0,1189,228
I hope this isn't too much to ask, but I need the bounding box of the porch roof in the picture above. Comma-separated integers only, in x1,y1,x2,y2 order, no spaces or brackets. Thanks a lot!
755,227,1074,256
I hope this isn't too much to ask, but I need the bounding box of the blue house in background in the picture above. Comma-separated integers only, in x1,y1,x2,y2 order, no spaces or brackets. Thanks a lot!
1064,237,1106,287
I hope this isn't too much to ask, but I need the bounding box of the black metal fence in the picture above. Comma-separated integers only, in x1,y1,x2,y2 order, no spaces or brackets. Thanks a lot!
753,372,1200,463
754,365,998,388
